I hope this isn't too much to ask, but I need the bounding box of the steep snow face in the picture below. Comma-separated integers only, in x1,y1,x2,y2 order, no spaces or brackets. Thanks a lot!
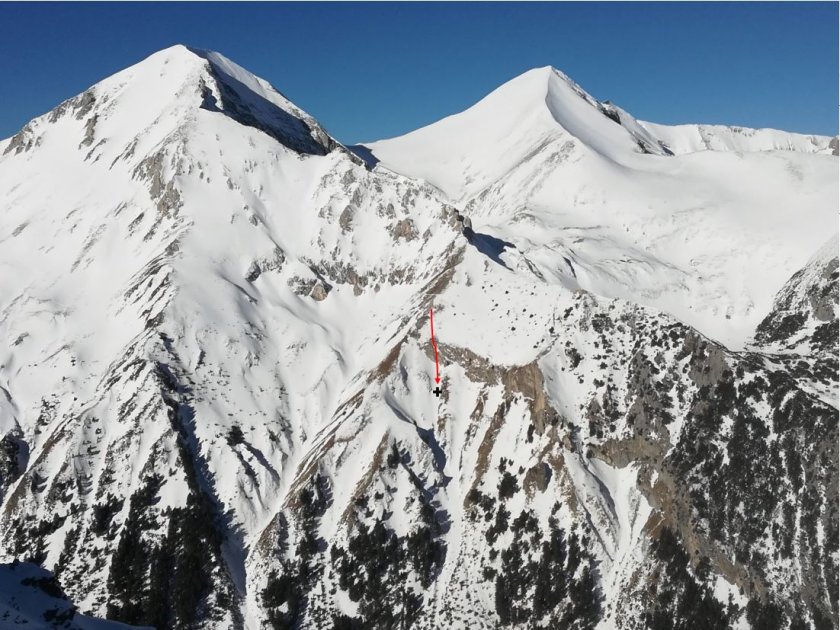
0,48,836,630
365,66,838,349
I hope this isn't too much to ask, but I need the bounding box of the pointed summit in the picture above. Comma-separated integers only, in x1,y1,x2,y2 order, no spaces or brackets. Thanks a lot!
362,65,668,201
2,45,339,162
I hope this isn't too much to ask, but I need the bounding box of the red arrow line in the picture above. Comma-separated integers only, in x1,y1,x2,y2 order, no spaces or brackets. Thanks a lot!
429,307,441,383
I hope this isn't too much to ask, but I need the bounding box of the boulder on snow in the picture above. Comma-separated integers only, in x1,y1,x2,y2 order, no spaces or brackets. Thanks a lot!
391,218,417,241
310,280,330,301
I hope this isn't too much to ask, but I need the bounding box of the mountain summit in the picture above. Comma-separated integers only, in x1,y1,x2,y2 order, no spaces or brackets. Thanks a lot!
366,64,835,201
3,45,339,162
364,65,673,201
0,47,837,630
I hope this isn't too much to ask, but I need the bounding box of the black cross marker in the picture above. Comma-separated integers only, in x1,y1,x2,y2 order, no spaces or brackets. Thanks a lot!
433,386,442,397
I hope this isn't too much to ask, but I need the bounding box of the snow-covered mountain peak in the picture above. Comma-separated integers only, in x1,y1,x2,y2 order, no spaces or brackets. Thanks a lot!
1,44,340,167
363,65,673,203
451,64,596,121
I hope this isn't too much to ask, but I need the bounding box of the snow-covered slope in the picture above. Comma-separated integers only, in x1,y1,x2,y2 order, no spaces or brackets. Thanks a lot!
365,67,838,350
0,48,836,630
642,120,838,156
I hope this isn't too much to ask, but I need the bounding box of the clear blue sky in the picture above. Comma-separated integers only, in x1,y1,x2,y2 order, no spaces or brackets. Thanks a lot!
1,2,837,144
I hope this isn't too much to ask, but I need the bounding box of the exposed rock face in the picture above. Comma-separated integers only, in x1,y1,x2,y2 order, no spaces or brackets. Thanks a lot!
391,217,418,240
3,123,39,155
245,247,286,283
338,205,355,232
523,462,551,494
309,280,330,301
